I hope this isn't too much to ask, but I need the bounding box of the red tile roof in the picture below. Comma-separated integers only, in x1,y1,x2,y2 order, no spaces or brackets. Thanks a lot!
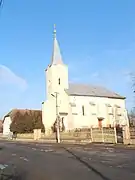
3,109,42,122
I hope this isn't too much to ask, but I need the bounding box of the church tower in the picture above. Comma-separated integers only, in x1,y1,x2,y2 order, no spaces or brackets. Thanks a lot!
45,25,69,100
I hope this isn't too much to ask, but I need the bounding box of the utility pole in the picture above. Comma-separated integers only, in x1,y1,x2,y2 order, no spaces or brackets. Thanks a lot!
51,92,60,143
55,92,60,143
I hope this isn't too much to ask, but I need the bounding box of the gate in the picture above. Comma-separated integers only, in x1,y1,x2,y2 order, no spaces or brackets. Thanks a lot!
116,126,123,143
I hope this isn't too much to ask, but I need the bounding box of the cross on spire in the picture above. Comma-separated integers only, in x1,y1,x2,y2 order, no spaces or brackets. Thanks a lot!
53,24,56,38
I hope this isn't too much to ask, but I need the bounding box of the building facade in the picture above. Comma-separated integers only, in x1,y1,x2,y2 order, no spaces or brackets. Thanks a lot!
42,26,129,134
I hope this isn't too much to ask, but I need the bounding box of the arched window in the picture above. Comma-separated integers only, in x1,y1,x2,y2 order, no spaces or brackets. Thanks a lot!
58,78,60,85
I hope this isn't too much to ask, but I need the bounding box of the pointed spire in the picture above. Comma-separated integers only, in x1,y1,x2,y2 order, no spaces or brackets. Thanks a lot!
51,24,63,65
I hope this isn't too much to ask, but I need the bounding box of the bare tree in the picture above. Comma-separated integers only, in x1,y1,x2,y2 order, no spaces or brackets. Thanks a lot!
128,72,135,126
131,72,135,94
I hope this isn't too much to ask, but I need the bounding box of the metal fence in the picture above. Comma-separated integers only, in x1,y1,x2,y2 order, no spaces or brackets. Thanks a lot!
59,127,117,144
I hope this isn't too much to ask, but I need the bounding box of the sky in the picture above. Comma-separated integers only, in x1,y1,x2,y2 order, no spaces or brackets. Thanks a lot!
0,0,135,118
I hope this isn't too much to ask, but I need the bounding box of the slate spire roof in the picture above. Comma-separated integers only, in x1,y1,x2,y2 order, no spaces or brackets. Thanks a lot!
51,24,63,65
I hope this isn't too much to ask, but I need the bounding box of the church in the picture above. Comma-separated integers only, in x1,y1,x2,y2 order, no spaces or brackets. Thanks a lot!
42,26,129,134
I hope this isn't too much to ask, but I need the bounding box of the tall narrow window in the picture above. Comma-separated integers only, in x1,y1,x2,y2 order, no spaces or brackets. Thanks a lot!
70,103,77,115
82,106,85,116
58,78,60,85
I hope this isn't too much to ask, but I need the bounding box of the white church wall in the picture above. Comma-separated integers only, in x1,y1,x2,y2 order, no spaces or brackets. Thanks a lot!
69,95,127,128
46,64,68,98
67,104,74,130
45,67,52,100
58,91,69,114
42,99,56,133
46,63,69,114
51,64,69,90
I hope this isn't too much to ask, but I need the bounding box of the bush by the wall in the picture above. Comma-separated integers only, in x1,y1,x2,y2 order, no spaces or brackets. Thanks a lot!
10,109,45,133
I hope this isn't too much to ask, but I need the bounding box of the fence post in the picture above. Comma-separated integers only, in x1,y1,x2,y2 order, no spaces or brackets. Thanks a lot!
91,127,93,142
102,127,104,143
122,125,131,144
114,126,117,144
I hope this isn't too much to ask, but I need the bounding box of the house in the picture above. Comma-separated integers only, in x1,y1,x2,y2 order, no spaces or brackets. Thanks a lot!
42,26,129,134
0,120,3,133
2,109,43,135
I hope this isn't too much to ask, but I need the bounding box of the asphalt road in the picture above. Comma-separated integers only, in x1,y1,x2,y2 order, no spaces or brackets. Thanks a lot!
0,141,135,180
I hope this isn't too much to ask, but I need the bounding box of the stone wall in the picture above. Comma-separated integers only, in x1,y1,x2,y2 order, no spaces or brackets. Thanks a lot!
13,127,117,144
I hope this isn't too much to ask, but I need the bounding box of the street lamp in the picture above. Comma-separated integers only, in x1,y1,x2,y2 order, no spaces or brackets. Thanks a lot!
51,92,60,143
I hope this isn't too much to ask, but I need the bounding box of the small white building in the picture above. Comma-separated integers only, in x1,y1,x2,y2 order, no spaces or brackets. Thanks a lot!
0,120,3,133
42,26,129,134
3,112,12,135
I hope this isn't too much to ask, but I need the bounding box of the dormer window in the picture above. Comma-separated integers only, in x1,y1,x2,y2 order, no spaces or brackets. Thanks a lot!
58,78,60,85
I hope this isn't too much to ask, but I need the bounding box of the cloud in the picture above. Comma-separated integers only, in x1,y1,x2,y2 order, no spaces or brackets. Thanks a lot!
0,65,27,91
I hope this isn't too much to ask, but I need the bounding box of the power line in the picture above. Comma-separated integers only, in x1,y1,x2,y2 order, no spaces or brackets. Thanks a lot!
0,0,3,8
0,0,4,14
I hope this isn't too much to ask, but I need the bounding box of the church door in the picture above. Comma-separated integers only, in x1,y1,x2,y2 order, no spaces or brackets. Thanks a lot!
98,119,103,128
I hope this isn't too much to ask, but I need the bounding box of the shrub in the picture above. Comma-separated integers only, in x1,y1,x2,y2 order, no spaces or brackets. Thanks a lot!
10,109,45,133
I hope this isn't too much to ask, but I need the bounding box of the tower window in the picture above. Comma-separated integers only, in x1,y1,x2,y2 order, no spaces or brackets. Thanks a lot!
82,106,85,116
58,78,60,85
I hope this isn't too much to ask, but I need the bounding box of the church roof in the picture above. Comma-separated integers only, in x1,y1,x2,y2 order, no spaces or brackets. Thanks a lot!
65,83,125,99
51,24,63,65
